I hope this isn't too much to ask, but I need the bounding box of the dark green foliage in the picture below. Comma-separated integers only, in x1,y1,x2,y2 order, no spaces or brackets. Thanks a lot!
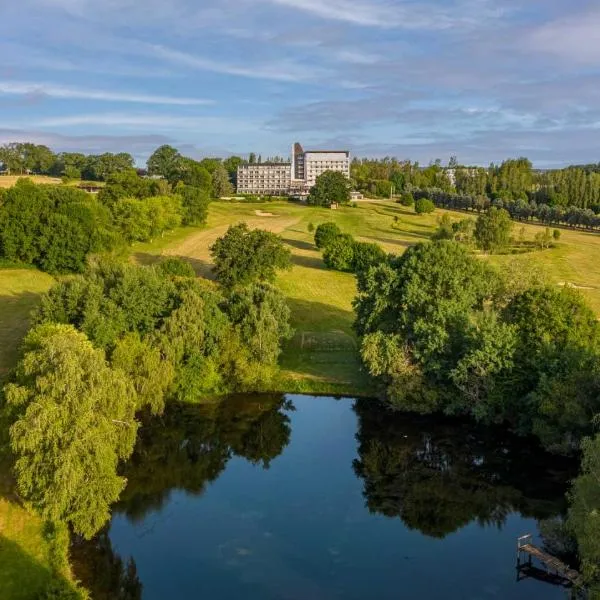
399,191,415,206
178,184,210,226
172,158,212,192
3,324,138,539
352,241,387,275
308,171,351,207
97,170,156,206
210,223,291,289
314,222,342,249
553,228,561,240
475,207,513,252
225,283,293,365
0,180,118,273
307,222,315,233
354,239,600,453
323,234,355,272
34,261,177,349
156,257,196,278
568,434,600,590
414,198,435,214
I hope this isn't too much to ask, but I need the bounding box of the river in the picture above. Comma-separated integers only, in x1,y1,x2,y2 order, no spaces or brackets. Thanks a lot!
72,394,577,599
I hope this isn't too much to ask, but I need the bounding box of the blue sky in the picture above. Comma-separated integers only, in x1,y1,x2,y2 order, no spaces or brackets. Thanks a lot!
1,0,599,166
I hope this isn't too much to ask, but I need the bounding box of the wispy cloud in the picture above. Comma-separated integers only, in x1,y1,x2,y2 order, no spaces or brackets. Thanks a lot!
258,0,508,30
147,44,321,83
30,112,262,134
0,81,212,105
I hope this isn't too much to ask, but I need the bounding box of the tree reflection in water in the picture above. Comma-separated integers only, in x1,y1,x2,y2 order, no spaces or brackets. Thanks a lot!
71,394,293,598
352,398,576,539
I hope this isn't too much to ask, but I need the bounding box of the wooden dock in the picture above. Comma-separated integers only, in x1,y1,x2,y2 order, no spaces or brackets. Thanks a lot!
517,534,584,588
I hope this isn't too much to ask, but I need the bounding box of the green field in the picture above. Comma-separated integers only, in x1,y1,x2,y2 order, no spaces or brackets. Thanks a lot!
130,200,600,395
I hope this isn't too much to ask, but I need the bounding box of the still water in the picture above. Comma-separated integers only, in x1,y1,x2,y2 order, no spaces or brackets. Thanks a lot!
73,395,577,599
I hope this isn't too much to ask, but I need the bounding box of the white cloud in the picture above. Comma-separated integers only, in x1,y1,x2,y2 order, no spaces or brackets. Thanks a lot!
29,112,261,134
148,45,321,83
528,10,600,64
257,0,508,30
0,81,212,105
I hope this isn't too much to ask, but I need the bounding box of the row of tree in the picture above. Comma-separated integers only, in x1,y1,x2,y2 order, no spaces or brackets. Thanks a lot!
414,188,600,230
351,157,600,213
0,173,210,273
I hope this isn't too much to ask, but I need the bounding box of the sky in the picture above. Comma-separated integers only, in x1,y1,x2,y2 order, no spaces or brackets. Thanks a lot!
1,0,599,167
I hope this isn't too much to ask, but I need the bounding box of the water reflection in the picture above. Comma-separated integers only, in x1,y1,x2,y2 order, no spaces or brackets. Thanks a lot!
71,395,577,599
117,395,293,522
352,398,576,539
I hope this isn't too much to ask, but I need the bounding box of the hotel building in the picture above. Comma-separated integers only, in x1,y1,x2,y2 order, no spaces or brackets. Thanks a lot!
236,142,350,195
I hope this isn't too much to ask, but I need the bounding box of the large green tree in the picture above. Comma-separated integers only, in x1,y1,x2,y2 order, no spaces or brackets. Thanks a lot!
474,207,513,253
146,145,182,178
210,223,291,288
3,324,138,539
308,171,351,207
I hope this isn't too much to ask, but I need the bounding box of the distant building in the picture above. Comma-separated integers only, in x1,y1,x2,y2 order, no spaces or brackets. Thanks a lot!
236,142,351,196
293,142,350,190
236,163,291,195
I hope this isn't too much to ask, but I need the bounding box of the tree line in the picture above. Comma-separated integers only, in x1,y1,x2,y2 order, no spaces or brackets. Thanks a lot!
351,156,600,215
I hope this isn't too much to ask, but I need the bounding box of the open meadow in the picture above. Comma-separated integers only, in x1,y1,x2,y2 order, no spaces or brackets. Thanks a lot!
0,175,63,188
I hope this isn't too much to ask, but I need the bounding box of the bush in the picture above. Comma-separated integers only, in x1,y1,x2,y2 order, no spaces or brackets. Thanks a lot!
307,222,315,233
314,222,342,249
399,192,415,207
414,198,435,214
156,257,196,278
323,234,355,271
553,229,561,240
352,242,386,275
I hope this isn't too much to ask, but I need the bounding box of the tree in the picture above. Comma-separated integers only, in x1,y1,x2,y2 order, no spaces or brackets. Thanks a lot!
225,283,293,365
352,241,386,276
314,222,342,249
147,145,181,178
3,324,138,538
414,198,435,214
178,185,211,226
210,223,291,289
308,171,351,207
156,257,196,278
323,233,355,272
474,207,513,253
211,164,234,198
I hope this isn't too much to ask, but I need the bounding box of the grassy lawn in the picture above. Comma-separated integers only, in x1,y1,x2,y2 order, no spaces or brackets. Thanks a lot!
0,267,55,381
0,175,63,188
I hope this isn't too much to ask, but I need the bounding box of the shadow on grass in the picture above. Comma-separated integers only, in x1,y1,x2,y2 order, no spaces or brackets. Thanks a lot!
360,236,416,249
291,254,326,270
0,290,45,382
282,238,315,252
0,536,53,599
133,253,215,279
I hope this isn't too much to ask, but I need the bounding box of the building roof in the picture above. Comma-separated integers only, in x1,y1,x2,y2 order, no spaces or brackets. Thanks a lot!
304,150,350,156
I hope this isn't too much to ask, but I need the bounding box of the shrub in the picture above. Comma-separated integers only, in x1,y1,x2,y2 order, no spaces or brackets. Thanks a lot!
156,257,196,278
314,222,342,249
553,229,561,241
415,198,435,214
352,242,386,275
399,192,415,207
323,234,355,271
307,222,315,233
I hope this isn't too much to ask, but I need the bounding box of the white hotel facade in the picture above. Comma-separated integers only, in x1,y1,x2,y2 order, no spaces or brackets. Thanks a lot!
236,142,350,196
